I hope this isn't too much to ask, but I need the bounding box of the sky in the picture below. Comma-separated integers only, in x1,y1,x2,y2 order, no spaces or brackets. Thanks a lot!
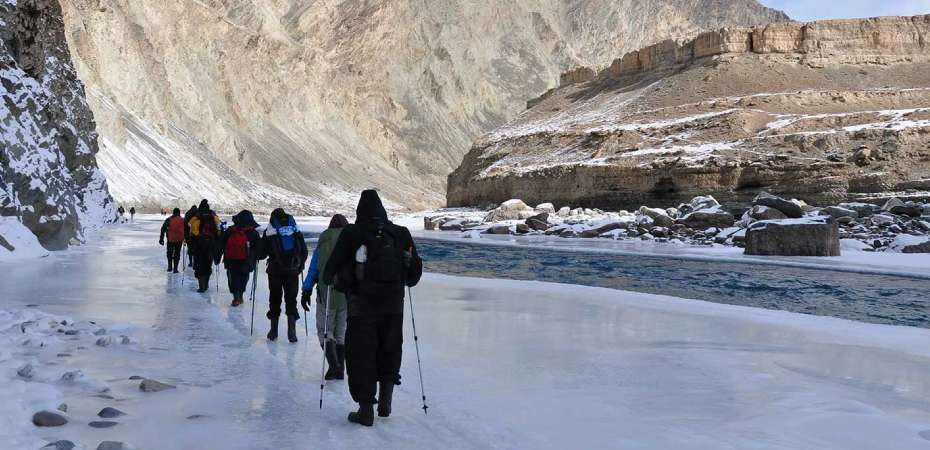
760,0,930,21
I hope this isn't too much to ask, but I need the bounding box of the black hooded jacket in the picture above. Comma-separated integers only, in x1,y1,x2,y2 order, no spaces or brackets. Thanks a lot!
323,190,423,316
218,210,263,272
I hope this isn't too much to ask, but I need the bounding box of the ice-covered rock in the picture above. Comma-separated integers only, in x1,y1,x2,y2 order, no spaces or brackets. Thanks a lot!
745,217,840,256
40,440,76,450
821,206,858,220
638,206,675,227
887,235,930,253
485,199,535,221
98,407,126,418
678,210,735,230
139,378,176,393
534,203,555,214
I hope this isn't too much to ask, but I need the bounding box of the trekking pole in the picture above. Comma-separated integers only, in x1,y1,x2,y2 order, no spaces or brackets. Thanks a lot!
408,286,429,415
249,268,258,336
181,244,187,286
215,263,220,292
319,285,333,409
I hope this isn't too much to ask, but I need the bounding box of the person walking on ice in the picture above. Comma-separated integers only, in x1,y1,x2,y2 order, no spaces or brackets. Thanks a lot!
129,206,136,222
217,210,261,307
188,199,221,293
159,208,186,273
259,208,308,343
301,214,349,380
323,190,422,427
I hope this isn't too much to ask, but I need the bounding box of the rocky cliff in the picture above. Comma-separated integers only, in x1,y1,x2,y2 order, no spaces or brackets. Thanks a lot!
1,0,114,253
448,15,930,211
57,0,786,211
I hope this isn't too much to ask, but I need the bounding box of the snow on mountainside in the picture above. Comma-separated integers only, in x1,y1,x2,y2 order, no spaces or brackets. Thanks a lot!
58,0,787,211
0,0,114,256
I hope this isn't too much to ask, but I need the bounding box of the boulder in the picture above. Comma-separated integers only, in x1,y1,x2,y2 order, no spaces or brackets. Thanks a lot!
534,203,556,214
888,235,930,253
89,421,119,429
139,378,176,392
438,219,464,231
889,204,922,217
482,225,511,235
753,192,803,218
821,206,858,220
98,407,126,418
40,441,76,450
515,223,530,234
96,442,132,450
881,197,905,211
525,213,550,231
744,217,840,256
839,202,878,217
484,199,535,221
556,207,571,217
33,411,68,427
678,211,735,230
749,205,788,221
580,222,626,238
637,206,674,227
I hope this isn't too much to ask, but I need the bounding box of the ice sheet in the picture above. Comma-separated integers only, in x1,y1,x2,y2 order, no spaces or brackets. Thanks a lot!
2,217,930,449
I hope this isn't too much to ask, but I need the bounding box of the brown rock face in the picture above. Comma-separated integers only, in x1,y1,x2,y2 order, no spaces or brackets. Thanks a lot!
448,15,930,211
58,0,786,210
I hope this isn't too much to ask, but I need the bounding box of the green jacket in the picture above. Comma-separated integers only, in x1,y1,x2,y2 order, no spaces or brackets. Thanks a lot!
315,228,347,309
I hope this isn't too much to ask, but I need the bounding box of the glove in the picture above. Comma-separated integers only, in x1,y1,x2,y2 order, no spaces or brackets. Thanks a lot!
300,291,312,311
158,238,164,246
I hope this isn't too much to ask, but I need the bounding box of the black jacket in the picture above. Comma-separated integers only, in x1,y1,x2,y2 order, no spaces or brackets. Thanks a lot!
323,190,423,316
218,210,262,273
257,213,308,276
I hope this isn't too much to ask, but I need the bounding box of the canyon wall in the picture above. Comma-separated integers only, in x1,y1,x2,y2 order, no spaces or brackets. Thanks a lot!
448,15,930,210
1,0,114,253
57,0,787,211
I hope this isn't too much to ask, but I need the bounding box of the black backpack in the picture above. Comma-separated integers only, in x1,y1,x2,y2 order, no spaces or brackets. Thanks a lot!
358,225,406,285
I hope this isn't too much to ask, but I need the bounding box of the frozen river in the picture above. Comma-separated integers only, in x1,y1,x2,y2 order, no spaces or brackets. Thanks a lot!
414,238,930,328
3,216,930,449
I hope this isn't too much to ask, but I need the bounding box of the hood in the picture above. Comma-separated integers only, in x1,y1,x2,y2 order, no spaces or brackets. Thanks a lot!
199,199,210,213
232,210,258,228
328,214,349,229
355,190,388,224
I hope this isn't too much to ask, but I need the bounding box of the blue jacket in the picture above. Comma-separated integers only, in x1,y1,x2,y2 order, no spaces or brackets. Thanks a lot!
302,248,319,291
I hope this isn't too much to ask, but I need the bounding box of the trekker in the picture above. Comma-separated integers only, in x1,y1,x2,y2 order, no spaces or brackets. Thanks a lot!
188,199,221,293
218,210,261,307
323,190,422,427
184,205,198,267
117,206,125,221
259,208,308,343
129,207,136,222
159,208,186,273
300,214,349,380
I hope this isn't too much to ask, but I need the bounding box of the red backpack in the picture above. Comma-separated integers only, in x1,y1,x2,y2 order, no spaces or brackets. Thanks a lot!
167,216,185,242
225,226,252,261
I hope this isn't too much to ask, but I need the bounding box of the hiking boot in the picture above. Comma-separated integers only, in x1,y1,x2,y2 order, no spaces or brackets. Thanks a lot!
324,342,339,380
377,381,394,418
196,277,208,293
167,264,173,272
335,344,346,380
347,403,374,427
287,317,298,343
267,318,278,341
231,295,243,307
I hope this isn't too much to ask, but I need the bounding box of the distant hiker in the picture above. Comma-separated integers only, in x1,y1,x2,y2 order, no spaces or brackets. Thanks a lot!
117,206,125,222
161,207,168,216
323,190,423,426
301,214,349,380
258,208,308,343
218,210,261,307
129,207,136,222
184,205,198,267
188,199,221,293
159,208,186,273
